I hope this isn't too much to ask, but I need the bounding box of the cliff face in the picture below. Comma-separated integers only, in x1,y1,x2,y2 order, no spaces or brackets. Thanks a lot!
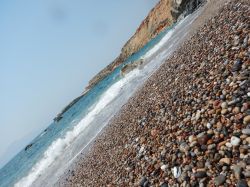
120,0,174,61
86,0,204,91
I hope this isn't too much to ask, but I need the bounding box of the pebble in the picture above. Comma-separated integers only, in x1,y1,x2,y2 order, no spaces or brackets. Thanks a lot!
208,144,216,150
232,165,242,180
161,165,167,171
214,174,226,186
221,102,228,109
231,136,241,146
172,167,181,178
226,142,233,148
243,170,250,178
180,142,190,152
139,177,148,187
206,122,212,129
243,116,250,124
151,129,159,137
221,109,228,115
234,35,240,46
232,59,243,72
189,135,196,143
195,110,201,120
246,137,250,144
233,107,240,114
242,129,250,135
197,134,209,145
194,171,207,178
197,161,205,168
139,146,145,154
219,158,231,165
236,180,248,187
190,141,198,147
160,183,168,187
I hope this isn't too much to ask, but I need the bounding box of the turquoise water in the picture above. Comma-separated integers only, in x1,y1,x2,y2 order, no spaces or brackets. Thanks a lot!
0,24,175,187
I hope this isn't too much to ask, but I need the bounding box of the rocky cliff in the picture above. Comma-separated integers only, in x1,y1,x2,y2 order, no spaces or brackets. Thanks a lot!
85,0,204,91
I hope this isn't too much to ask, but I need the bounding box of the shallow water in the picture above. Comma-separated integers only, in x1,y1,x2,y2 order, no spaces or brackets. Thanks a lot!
0,6,204,187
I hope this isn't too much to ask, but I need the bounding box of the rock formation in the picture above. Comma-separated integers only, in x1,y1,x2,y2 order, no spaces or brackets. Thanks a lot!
120,58,144,77
85,0,204,91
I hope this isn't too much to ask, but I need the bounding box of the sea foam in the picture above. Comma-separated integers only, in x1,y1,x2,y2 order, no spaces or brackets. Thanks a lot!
14,68,140,187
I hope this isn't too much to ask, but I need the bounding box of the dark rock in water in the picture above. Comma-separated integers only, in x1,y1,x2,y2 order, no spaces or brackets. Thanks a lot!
214,175,226,186
120,58,144,76
53,93,87,123
172,0,205,20
236,180,248,187
25,143,33,151
232,59,243,72
54,116,63,122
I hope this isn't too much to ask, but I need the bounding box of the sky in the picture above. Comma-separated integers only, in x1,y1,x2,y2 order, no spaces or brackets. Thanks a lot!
0,0,159,168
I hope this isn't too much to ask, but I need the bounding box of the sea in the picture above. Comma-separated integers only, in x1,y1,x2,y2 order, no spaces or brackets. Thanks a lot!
0,6,203,187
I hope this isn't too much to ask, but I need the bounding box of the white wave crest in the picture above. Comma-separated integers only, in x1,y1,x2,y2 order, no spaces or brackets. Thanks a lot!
14,69,140,187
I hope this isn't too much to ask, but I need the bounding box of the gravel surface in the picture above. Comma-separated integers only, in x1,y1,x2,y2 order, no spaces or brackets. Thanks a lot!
57,0,250,186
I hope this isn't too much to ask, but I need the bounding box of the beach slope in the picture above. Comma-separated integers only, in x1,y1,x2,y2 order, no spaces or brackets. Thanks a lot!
58,0,250,186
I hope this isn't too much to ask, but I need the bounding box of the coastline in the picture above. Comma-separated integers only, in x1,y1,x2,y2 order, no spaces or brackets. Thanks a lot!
57,0,250,186
53,89,90,123
85,0,206,91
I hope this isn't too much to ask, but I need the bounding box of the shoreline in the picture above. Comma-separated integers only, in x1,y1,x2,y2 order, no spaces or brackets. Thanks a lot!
57,0,250,186
85,0,206,91
56,7,205,184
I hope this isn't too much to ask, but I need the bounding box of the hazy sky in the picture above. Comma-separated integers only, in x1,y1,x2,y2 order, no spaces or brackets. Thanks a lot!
0,0,159,168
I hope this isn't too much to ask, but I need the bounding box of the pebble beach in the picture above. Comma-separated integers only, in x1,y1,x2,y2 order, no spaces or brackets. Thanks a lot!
58,0,250,186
